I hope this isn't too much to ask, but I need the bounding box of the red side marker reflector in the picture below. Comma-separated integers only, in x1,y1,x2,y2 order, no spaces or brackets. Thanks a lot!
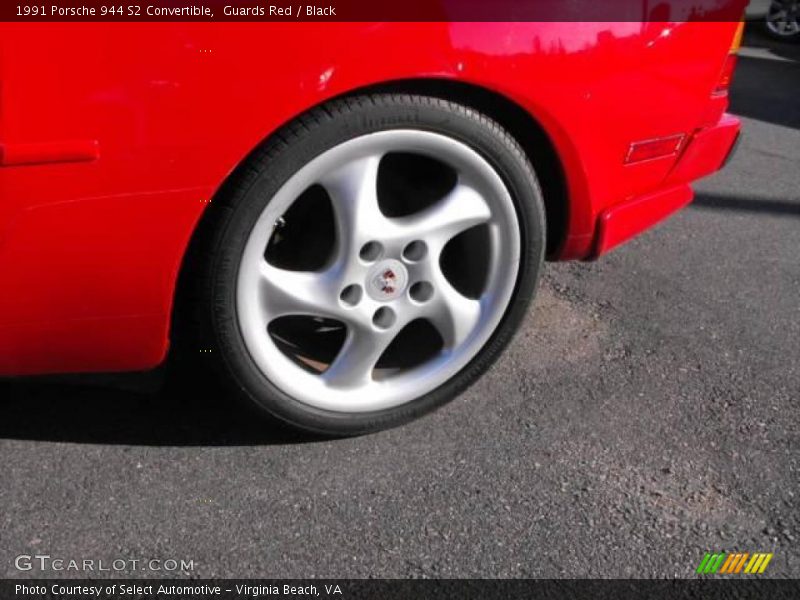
625,134,685,164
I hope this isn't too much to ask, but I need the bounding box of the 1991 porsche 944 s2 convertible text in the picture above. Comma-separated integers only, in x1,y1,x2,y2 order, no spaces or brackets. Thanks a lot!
0,10,744,434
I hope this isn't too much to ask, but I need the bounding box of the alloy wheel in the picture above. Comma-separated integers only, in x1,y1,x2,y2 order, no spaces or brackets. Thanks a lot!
236,130,521,412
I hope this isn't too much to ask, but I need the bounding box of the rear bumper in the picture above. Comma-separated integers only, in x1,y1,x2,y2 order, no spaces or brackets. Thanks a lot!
592,114,740,257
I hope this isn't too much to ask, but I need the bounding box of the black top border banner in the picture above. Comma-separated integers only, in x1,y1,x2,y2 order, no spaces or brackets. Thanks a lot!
5,0,750,22
4,579,800,600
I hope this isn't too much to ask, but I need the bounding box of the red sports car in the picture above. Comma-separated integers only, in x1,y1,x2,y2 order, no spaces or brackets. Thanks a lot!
0,17,743,434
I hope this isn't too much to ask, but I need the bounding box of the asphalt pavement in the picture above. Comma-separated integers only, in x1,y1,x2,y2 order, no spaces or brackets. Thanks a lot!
1,27,798,579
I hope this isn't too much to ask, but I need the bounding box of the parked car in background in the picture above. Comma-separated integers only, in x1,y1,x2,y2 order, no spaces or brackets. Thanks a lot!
747,0,800,39
0,13,745,434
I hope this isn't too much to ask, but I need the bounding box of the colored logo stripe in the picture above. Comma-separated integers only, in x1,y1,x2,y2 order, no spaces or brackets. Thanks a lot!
697,552,773,575
696,553,726,574
719,553,737,573
758,554,774,573
734,553,749,573
745,553,774,574
696,553,712,574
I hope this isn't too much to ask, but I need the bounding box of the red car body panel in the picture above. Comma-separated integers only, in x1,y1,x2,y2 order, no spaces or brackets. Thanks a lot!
0,20,742,376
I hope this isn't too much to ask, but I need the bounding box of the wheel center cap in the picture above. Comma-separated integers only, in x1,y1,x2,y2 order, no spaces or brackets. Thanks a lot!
366,259,408,302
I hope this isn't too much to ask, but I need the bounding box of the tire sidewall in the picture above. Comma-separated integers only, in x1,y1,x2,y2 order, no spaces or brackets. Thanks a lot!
208,96,546,435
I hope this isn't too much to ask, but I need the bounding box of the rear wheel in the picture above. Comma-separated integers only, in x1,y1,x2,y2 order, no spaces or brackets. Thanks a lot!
199,95,545,435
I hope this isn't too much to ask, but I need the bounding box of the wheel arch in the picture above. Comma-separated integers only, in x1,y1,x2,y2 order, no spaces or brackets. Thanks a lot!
197,78,571,261
336,78,570,258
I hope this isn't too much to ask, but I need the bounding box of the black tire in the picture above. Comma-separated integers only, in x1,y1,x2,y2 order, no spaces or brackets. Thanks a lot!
189,94,546,436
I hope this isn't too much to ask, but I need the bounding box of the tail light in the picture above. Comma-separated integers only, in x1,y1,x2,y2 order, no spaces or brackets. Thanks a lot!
714,20,744,96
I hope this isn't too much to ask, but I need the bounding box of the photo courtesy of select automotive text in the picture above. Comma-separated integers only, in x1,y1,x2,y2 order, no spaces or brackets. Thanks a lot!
1,0,798,598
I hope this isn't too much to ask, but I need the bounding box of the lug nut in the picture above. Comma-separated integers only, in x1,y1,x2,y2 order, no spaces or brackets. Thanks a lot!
372,307,396,330
410,281,434,303
359,241,383,262
402,240,428,262
340,284,363,307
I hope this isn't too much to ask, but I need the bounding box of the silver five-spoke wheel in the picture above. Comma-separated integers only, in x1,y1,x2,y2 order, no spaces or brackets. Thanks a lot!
237,130,521,412
197,95,544,434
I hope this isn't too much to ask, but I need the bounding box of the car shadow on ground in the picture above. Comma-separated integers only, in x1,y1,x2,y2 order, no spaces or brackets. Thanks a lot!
0,367,323,447
693,192,800,216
